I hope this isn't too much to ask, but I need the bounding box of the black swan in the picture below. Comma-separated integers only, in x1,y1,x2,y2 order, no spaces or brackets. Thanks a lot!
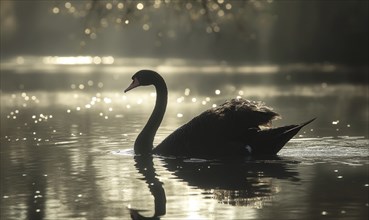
124,70,314,157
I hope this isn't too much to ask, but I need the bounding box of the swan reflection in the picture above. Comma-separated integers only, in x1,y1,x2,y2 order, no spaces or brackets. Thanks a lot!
131,154,299,219
130,155,166,220
162,156,299,208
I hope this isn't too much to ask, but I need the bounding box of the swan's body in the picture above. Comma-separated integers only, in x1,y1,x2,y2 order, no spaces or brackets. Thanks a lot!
125,70,314,158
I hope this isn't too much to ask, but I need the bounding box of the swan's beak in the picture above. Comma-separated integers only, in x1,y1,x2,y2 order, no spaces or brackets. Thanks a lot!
124,78,140,93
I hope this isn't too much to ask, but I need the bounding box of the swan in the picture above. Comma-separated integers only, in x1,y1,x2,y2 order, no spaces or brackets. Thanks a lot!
124,70,314,158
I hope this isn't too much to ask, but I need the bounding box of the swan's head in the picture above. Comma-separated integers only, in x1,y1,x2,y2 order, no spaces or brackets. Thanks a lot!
124,70,161,93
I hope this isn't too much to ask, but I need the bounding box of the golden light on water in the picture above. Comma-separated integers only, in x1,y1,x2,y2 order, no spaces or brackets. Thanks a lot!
142,24,150,31
184,88,191,96
225,3,232,10
16,56,24,64
84,28,91,35
42,56,114,65
6,56,338,76
52,7,60,14
65,2,71,9
105,3,113,10
117,3,124,9
136,3,144,10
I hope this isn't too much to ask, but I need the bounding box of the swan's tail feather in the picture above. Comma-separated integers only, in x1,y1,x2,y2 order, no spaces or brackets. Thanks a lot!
252,118,316,154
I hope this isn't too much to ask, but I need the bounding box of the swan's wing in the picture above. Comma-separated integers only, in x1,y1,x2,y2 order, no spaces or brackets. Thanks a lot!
208,98,281,128
154,98,280,156
164,98,280,142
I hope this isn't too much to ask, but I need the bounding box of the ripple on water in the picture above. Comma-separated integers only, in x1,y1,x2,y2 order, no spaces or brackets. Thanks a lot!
111,148,135,156
54,140,79,146
281,136,369,163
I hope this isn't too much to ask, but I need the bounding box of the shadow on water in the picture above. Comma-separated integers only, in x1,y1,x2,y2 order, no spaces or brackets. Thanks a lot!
131,154,300,219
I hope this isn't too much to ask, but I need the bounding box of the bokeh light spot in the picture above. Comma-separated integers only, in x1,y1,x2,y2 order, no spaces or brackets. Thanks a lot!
52,7,60,14
136,3,144,10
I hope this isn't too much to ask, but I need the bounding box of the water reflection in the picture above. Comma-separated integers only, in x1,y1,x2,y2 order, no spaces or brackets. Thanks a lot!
131,155,166,220
132,154,300,218
162,156,299,207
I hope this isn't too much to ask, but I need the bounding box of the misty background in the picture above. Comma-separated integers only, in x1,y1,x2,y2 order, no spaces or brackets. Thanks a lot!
1,0,368,65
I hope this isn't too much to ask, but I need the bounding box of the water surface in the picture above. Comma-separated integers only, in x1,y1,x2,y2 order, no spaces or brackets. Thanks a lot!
1,60,368,219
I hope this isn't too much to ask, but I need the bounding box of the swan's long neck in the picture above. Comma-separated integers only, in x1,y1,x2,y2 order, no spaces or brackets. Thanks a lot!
134,77,167,154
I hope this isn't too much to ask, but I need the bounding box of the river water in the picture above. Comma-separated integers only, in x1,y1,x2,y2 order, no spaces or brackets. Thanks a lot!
1,58,368,219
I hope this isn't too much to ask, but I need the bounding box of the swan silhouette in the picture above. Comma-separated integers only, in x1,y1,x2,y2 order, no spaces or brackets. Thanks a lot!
129,155,166,220
124,70,314,157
